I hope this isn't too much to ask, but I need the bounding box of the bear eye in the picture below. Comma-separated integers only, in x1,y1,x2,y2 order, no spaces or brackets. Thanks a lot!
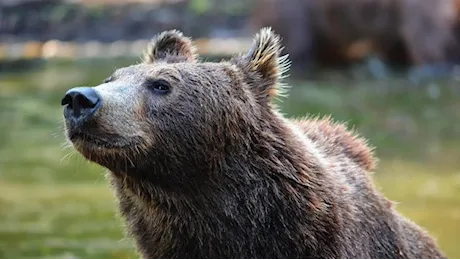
145,79,171,95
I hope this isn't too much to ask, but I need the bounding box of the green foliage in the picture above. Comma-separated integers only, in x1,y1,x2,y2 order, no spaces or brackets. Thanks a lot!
188,0,212,15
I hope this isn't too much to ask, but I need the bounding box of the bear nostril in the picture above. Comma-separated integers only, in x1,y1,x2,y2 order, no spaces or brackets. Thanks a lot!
74,93,98,109
62,87,101,120
61,94,73,109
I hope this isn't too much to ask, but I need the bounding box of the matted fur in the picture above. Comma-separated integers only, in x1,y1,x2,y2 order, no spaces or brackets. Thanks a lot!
294,115,377,172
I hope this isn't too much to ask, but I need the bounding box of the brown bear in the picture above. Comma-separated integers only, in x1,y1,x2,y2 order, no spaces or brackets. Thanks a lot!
251,0,460,77
61,28,446,258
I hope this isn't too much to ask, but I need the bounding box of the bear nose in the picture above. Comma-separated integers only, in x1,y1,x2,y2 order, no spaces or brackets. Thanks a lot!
61,87,101,122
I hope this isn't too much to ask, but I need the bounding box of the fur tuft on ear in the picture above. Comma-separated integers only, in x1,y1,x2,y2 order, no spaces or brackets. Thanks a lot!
243,27,291,100
142,30,197,63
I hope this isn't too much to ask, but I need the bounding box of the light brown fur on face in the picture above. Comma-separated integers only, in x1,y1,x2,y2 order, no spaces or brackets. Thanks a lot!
62,28,445,259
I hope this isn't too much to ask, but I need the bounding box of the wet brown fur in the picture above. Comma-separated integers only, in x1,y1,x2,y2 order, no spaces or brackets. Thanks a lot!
293,116,376,172
63,28,446,258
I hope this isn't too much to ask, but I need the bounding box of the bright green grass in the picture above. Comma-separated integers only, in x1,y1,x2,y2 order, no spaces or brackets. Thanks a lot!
0,59,459,258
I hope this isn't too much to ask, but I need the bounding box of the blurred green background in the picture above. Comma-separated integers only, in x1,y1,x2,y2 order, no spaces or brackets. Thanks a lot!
1,0,460,258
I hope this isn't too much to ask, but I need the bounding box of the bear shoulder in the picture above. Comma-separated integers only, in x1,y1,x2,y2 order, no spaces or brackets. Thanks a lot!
291,116,377,172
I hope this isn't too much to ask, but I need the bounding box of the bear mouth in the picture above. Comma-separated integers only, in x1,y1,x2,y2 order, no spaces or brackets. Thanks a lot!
69,131,127,149
66,125,138,150
67,130,146,172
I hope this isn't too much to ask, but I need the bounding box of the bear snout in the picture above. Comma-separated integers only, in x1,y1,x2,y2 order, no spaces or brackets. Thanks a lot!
62,87,102,124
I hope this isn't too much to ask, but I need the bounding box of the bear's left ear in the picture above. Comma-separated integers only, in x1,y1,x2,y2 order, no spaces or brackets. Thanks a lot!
237,27,290,101
142,30,197,63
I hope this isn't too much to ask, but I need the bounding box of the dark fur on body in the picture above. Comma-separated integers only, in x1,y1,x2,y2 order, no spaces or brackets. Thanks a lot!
63,28,445,258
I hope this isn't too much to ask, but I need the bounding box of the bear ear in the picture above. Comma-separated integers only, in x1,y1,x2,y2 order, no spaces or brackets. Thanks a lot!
142,30,197,63
241,27,290,100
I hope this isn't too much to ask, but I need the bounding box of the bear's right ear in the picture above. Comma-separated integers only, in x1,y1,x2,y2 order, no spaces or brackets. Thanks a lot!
142,30,197,63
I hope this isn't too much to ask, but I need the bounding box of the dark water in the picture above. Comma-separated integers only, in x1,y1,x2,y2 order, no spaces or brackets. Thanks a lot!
0,59,459,258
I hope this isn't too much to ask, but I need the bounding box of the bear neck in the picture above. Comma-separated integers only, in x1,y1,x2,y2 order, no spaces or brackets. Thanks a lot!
108,114,340,258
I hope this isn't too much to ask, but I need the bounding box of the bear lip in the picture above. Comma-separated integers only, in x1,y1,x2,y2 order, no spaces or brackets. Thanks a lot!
68,130,133,149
